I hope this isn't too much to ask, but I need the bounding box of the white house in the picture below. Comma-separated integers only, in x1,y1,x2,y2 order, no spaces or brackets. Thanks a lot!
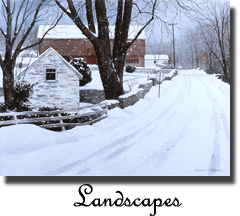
145,54,169,67
18,47,83,109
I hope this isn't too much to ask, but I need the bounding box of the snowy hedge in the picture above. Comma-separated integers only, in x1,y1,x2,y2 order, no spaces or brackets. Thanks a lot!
70,58,92,86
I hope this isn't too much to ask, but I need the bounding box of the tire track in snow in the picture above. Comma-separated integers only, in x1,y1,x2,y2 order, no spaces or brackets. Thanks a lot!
48,73,192,175
131,74,193,173
72,74,192,175
47,121,154,175
101,74,191,163
97,75,186,136
195,74,229,175
196,74,230,141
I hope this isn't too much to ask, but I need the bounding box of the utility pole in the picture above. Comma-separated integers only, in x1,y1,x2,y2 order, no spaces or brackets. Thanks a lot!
168,23,177,69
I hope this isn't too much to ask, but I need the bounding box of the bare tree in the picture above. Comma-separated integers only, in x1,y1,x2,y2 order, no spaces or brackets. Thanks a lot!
123,77,138,92
197,0,230,78
54,0,197,100
54,0,158,99
0,0,63,110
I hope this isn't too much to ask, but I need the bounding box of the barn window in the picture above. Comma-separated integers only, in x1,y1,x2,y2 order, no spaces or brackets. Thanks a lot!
45,69,57,81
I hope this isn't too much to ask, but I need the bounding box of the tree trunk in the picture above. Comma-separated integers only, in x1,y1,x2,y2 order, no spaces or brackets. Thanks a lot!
95,45,123,99
114,55,125,94
2,66,14,110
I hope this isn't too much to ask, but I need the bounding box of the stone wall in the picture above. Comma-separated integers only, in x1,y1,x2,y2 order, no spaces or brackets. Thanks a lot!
118,81,153,109
21,51,80,109
80,70,178,110
80,89,105,104
117,70,178,109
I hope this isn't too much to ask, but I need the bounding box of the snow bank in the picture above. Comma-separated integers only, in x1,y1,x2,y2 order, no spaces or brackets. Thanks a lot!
0,70,230,176
79,70,104,90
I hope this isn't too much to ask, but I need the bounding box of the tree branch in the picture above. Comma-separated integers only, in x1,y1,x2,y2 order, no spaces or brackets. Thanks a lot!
112,0,124,61
118,0,157,58
54,0,71,16
12,0,45,60
1,0,7,11
55,0,97,42
19,13,64,54
0,27,6,37
85,0,95,33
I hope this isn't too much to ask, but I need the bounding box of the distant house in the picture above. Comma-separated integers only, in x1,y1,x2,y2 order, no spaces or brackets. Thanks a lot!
38,25,146,67
18,47,83,109
145,54,169,67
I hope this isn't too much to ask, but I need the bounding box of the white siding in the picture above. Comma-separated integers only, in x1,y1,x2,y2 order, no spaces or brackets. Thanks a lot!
22,51,80,109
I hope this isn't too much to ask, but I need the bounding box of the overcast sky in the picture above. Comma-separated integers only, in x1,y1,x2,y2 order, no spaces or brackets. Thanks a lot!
0,0,230,47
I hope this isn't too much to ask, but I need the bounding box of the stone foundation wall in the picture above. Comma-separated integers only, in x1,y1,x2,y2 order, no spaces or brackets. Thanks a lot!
80,89,105,104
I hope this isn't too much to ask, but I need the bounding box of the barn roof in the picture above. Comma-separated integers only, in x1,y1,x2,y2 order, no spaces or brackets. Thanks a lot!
18,47,83,79
37,25,146,40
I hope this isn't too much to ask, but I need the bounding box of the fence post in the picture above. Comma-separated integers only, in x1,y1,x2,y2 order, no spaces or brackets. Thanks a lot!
158,71,161,98
58,113,65,131
13,114,18,125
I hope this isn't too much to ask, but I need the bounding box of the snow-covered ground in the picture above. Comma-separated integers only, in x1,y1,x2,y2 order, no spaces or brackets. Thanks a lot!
80,68,150,92
0,69,230,176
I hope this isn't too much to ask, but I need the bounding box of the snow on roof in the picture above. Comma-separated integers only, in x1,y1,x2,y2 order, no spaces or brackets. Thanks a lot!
145,54,169,60
19,47,83,79
38,25,146,40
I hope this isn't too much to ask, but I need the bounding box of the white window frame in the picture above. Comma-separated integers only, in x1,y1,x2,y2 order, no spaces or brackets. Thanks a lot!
45,68,57,83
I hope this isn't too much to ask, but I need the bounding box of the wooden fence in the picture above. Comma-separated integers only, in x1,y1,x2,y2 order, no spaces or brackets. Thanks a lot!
0,102,108,131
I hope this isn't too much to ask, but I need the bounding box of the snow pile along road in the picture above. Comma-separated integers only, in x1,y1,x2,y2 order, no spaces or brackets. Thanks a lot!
0,69,230,176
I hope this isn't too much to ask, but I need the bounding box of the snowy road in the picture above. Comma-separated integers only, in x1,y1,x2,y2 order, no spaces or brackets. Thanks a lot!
0,69,230,176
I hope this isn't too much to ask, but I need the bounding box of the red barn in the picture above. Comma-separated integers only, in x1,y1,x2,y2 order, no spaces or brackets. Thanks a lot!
38,25,145,67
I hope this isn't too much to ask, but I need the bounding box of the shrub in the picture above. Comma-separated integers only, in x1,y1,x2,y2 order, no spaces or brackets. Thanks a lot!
11,83,33,111
70,58,92,86
0,102,5,113
126,65,136,73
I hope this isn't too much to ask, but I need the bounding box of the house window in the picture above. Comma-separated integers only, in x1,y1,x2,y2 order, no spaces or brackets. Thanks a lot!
131,60,133,63
137,59,139,63
45,69,57,81
126,60,128,63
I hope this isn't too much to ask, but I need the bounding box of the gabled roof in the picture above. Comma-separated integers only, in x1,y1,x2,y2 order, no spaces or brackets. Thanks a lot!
38,25,146,40
19,47,83,79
